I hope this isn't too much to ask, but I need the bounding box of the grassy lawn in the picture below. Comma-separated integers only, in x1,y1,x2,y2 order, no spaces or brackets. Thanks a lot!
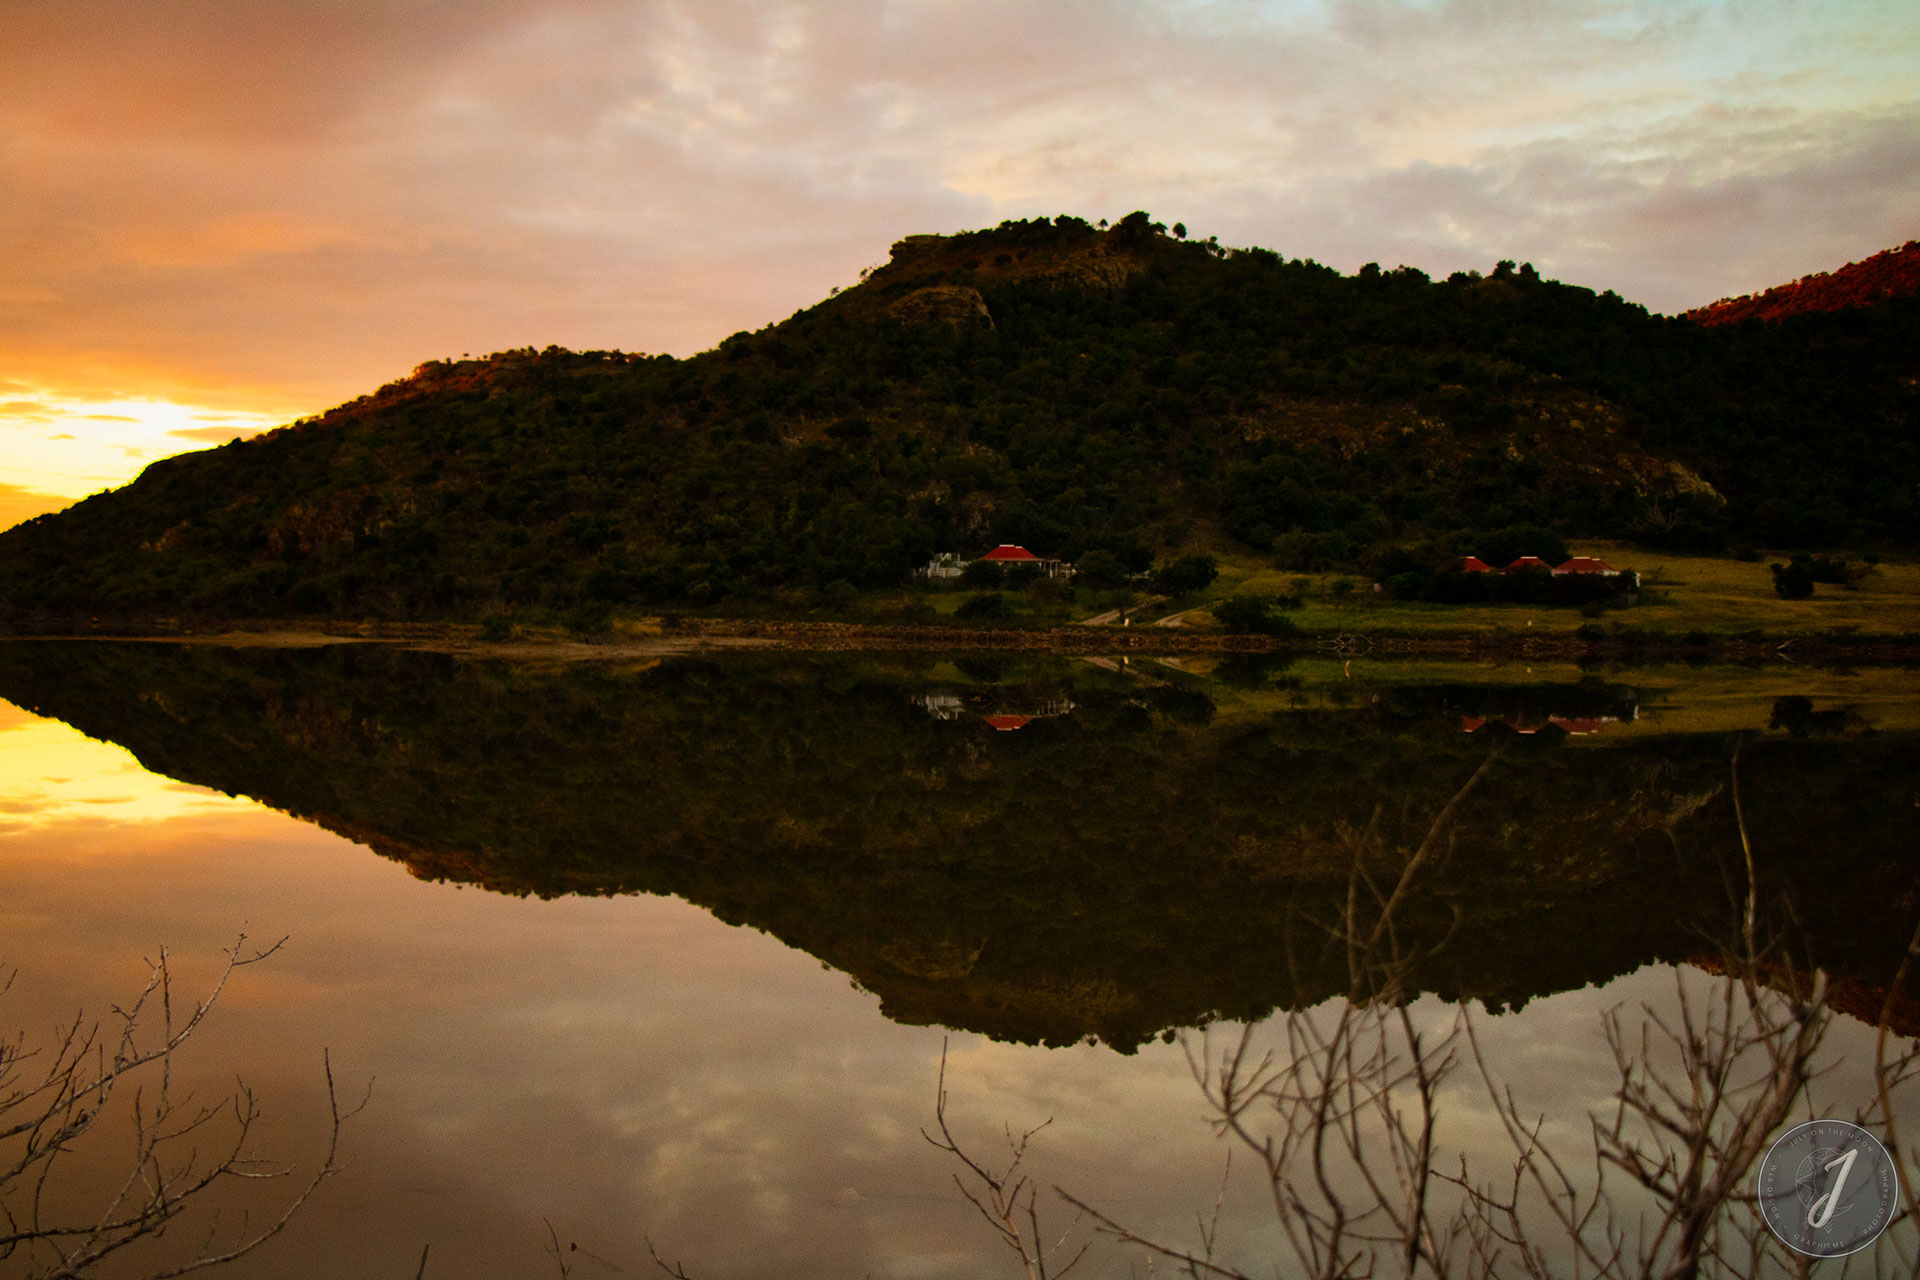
618,545,1920,638
1181,542,1920,637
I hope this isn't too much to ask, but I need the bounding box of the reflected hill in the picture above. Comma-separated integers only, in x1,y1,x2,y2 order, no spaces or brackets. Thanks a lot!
1,642,1914,1050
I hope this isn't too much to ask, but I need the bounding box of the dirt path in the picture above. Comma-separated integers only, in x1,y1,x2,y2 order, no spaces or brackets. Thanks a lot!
1077,594,1167,626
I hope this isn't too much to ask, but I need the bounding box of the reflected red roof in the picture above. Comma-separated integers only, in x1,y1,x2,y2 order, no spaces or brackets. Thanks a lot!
981,714,1031,731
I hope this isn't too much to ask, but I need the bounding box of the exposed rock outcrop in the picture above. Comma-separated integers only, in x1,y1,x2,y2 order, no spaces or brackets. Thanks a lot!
888,284,994,328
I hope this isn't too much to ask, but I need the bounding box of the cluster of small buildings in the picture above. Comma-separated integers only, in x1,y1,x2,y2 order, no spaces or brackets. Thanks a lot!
919,545,1070,580
1450,555,1623,576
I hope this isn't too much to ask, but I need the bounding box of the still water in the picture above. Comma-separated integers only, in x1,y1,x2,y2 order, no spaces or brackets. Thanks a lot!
0,642,1914,1278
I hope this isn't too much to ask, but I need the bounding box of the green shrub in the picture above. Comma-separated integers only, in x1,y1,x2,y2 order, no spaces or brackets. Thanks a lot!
956,592,1011,621
1214,596,1299,635
960,560,1005,588
1770,561,1815,599
1073,549,1128,590
1151,555,1219,597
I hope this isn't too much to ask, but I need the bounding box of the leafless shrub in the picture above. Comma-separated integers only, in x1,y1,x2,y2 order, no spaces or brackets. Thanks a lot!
932,740,1920,1279
924,1039,1090,1280
0,936,362,1279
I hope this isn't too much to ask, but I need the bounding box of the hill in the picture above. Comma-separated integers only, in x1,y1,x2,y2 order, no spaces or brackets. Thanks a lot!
2,214,1917,623
1685,241,1920,325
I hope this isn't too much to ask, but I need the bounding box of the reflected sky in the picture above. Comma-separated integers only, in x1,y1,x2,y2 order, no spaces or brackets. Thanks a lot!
0,697,257,832
1,695,1910,1278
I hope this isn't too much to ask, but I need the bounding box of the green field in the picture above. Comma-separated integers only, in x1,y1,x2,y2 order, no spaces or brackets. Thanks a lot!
632,541,1920,640
1179,542,1920,637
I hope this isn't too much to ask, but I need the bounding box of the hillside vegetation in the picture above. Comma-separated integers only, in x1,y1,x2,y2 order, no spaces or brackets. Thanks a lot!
1686,241,1920,326
3,213,1916,622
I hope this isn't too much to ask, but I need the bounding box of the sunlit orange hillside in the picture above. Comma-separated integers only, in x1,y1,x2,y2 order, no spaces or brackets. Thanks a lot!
1685,241,1920,325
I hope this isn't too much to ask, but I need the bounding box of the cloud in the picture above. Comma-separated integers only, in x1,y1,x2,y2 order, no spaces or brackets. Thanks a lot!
0,400,52,418
0,481,73,531
0,0,1913,429
168,424,265,443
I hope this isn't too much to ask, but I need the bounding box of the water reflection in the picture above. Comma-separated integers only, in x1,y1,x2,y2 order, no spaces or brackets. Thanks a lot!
0,642,1914,1277
0,642,1913,1052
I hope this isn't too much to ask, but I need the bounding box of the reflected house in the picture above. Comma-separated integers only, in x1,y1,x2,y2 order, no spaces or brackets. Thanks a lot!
980,694,1076,731
918,689,1075,730
1460,707,1636,736
1553,556,1621,577
918,692,965,719
1454,685,1639,737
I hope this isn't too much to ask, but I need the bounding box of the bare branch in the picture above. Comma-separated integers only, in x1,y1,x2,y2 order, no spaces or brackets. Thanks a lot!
0,940,359,1280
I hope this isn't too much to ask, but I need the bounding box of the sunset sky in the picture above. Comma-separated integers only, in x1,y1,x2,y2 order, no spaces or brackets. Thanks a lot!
4,0,1917,529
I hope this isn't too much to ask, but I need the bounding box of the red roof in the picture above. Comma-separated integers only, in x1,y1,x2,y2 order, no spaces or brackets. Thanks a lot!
981,714,1031,731
981,545,1042,563
1456,556,1493,573
1505,556,1551,573
1552,557,1619,575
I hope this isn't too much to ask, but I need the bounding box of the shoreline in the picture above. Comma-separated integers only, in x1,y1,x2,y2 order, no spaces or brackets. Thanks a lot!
2,615,1917,664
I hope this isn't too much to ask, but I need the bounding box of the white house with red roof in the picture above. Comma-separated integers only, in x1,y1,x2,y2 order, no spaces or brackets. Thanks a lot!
979,544,1068,578
918,544,1072,580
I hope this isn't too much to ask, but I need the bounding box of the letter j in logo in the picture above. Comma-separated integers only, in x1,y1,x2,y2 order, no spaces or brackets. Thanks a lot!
1758,1120,1900,1258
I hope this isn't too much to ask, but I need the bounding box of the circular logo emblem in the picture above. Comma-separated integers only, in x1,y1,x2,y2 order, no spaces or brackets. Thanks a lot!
1756,1120,1901,1257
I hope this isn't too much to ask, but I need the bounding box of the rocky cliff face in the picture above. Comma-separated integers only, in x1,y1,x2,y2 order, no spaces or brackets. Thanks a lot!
887,284,994,327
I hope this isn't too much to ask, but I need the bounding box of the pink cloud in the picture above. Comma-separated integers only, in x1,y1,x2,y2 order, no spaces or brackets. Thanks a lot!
0,0,1911,416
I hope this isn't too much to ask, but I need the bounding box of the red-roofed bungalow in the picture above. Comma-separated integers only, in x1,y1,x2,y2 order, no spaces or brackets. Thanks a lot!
979,545,1067,578
1452,556,1493,573
1552,556,1621,576
1505,556,1551,573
